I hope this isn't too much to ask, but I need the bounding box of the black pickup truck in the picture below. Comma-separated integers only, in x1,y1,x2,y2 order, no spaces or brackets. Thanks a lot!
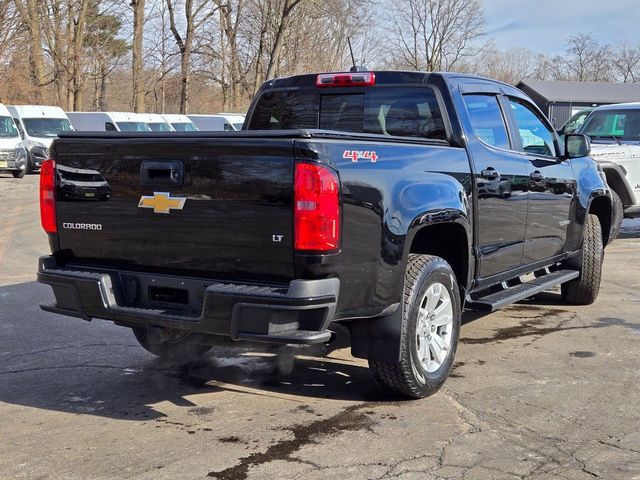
38,71,614,398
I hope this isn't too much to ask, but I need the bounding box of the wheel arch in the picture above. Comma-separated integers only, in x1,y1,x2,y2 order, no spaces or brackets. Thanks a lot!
588,194,612,246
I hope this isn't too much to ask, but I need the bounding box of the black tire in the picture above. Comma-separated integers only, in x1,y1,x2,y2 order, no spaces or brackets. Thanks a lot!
132,327,212,361
561,214,603,305
24,154,34,175
609,190,624,242
369,254,461,399
12,170,25,178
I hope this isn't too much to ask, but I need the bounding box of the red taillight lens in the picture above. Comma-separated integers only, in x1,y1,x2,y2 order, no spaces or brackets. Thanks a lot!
316,72,375,88
40,159,57,234
294,162,340,252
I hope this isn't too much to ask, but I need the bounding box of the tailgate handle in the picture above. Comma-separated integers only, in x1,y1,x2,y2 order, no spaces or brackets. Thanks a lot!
140,160,184,187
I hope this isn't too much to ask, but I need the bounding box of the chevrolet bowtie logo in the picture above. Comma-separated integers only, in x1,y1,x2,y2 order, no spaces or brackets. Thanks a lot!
138,192,186,214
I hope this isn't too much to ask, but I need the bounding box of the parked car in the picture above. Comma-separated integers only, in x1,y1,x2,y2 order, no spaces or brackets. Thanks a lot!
66,112,152,132
8,105,73,174
38,70,613,399
558,108,593,137
578,102,640,220
139,113,174,132
188,113,245,131
161,114,198,132
0,103,27,178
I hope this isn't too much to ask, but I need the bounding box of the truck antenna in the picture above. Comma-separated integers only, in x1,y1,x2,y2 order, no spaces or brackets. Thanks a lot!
347,37,357,72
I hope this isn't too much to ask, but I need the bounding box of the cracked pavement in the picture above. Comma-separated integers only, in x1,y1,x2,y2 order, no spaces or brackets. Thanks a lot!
1,175,640,479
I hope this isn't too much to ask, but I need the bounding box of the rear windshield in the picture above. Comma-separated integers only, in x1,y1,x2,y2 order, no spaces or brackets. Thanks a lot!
247,87,447,140
580,109,640,140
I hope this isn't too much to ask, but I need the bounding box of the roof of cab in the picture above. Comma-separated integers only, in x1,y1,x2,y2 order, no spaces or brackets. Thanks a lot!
8,105,68,118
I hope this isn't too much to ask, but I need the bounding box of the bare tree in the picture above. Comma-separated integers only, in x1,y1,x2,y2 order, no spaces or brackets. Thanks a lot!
166,0,217,113
14,0,48,101
612,41,640,83
388,0,485,71
564,33,613,82
131,0,146,111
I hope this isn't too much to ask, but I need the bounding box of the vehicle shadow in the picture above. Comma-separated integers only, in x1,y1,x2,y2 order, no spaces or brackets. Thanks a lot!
0,282,394,423
619,218,640,239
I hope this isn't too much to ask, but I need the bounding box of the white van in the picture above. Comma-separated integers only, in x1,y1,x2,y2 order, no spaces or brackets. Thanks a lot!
139,113,174,132
66,112,152,133
162,114,198,132
188,113,245,131
8,105,73,173
0,104,28,178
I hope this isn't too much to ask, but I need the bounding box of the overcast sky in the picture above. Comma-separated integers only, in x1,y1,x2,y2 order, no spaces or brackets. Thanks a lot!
483,0,640,53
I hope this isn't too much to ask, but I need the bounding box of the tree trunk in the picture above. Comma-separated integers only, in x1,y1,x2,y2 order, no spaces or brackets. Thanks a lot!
14,0,46,101
132,0,146,112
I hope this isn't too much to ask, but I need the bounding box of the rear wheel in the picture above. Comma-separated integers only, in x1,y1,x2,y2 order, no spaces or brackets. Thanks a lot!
561,214,603,305
132,327,212,361
369,254,461,399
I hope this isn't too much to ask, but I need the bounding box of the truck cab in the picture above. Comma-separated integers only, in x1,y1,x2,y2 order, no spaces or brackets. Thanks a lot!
7,105,73,174
0,103,27,178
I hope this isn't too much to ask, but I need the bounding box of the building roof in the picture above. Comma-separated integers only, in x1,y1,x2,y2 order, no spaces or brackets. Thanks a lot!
517,79,640,104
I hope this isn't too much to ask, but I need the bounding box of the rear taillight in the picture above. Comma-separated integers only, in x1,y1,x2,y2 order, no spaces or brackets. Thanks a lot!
40,159,56,234
316,72,375,88
294,162,340,252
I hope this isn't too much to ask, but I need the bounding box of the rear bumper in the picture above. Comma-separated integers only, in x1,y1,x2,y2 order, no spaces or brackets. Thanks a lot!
37,256,339,345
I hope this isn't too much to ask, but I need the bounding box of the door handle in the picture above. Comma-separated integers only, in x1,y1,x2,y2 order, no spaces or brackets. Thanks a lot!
530,171,544,181
140,160,184,187
481,167,500,180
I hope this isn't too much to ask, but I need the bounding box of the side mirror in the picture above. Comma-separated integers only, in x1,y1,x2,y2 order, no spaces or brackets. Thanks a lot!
564,134,591,159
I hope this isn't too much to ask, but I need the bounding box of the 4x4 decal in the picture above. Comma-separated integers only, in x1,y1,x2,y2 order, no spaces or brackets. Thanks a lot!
343,150,378,163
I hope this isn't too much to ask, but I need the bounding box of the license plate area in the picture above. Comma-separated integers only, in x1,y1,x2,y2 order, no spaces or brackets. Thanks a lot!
117,272,208,317
0,161,7,168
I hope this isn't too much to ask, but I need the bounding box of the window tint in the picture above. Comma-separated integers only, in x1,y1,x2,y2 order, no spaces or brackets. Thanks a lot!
247,90,319,130
580,109,640,140
509,98,556,156
248,87,446,140
463,94,510,149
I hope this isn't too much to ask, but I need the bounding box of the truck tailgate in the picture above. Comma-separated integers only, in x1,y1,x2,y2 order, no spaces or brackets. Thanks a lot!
52,135,296,282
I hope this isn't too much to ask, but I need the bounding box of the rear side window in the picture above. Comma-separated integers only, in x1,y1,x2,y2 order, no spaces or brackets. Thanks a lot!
248,87,446,140
463,94,510,149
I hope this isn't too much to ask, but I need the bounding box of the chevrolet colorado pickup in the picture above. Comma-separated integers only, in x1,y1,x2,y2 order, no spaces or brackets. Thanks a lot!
38,71,614,398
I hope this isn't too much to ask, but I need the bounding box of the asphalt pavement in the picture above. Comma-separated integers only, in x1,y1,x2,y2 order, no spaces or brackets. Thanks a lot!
1,174,639,480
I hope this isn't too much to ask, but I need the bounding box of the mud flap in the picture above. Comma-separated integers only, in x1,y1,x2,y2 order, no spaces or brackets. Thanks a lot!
348,305,403,363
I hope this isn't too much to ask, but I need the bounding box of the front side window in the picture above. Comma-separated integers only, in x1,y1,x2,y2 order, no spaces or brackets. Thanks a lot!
0,116,19,138
580,109,640,140
509,98,556,157
22,117,73,137
116,122,151,132
172,122,197,132
148,122,172,132
463,94,510,149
